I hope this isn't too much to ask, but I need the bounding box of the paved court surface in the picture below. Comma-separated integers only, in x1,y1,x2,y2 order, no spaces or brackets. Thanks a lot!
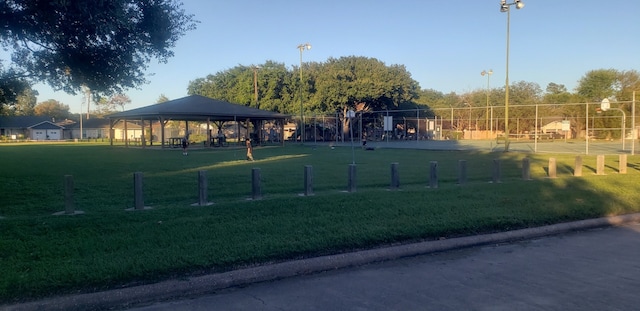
130,222,640,311
346,139,634,154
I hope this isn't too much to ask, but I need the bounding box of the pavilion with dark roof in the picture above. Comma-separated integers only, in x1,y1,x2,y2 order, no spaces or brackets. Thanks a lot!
106,95,289,148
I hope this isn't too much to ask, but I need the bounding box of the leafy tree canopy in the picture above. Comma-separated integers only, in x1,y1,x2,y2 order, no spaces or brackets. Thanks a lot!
0,0,197,108
34,99,70,120
156,94,170,103
0,85,37,116
188,56,419,115
575,69,619,101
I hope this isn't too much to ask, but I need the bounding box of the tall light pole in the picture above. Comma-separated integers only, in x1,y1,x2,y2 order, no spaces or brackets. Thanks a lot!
500,0,524,151
465,102,472,139
481,69,493,134
251,66,261,108
297,42,311,143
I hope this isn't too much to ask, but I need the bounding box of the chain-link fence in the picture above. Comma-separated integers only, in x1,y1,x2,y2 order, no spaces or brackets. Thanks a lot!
295,100,639,154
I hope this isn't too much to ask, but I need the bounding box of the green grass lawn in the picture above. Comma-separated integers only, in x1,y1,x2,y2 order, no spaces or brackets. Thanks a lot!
1,142,639,303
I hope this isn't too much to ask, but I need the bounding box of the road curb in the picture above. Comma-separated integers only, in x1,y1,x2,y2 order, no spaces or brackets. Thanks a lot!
5,213,640,311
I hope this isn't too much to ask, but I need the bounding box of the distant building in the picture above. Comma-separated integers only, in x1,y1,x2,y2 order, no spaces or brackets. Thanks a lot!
0,116,62,140
0,116,143,141
28,120,65,140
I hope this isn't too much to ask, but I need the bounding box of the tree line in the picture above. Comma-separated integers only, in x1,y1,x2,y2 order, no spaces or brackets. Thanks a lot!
187,57,639,137
0,0,637,138
3,52,639,141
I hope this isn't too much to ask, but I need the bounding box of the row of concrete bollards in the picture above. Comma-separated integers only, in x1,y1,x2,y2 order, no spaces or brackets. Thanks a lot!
547,154,627,178
52,154,628,215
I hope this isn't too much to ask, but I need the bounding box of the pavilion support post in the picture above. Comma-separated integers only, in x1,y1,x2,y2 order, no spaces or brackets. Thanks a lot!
109,119,116,146
207,118,212,148
235,115,239,145
160,117,166,148
124,120,129,147
149,119,153,146
280,119,285,146
141,118,146,148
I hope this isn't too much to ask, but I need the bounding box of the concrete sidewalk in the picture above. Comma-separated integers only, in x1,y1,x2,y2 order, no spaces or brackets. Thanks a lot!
4,213,640,311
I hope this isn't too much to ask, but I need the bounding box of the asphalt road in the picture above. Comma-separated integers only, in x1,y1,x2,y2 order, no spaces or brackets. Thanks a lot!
130,222,640,311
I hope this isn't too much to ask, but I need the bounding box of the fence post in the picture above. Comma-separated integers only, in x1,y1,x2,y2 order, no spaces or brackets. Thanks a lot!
596,155,605,175
548,158,557,178
429,161,438,188
458,160,467,185
619,154,627,174
492,159,501,183
390,162,400,190
574,156,583,177
252,168,262,200
348,164,357,193
304,165,314,196
522,158,531,180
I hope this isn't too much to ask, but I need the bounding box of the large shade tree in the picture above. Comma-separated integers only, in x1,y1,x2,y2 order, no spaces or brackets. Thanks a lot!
188,61,294,113
34,99,70,120
0,0,197,113
575,69,619,101
0,86,37,116
311,56,419,114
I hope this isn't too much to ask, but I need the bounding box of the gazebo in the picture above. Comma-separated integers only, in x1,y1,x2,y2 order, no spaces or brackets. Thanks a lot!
106,95,289,147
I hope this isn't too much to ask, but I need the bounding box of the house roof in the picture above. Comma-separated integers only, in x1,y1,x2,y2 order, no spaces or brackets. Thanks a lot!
106,95,288,122
64,118,112,129
0,116,56,128
28,121,65,129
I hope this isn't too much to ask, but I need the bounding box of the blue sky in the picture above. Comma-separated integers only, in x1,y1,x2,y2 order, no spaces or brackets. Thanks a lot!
17,0,640,113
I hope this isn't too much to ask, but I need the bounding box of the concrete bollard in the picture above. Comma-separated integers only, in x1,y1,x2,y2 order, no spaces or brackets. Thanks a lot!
54,175,85,216
304,165,314,196
574,156,583,177
596,155,605,175
429,161,438,188
125,172,151,211
251,168,262,200
64,175,75,214
619,154,627,174
134,172,145,210
522,158,531,180
492,159,501,183
458,160,467,185
191,170,213,206
548,158,557,178
198,170,208,205
390,162,400,190
348,164,357,193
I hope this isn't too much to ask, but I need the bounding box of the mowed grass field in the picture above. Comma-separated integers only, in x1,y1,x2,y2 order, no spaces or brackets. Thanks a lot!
1,142,640,303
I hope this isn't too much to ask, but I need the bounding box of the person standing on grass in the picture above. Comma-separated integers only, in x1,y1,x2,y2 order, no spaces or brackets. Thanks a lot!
246,138,254,161
181,135,189,155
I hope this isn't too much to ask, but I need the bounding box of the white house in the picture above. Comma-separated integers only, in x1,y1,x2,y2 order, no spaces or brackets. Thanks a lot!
28,121,65,140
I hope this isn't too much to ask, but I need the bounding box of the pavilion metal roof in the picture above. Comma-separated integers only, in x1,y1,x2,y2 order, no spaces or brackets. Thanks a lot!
107,95,288,121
